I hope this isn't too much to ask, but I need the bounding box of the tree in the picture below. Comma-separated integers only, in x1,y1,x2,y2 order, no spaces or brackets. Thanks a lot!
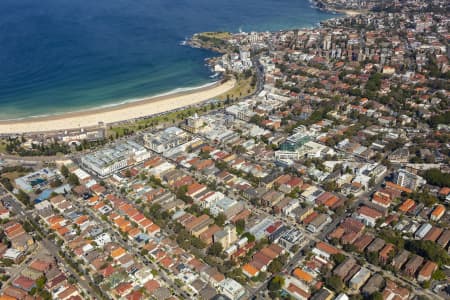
207,243,223,256
199,150,211,159
176,185,192,203
215,213,227,227
325,275,344,293
255,271,267,282
16,189,30,206
40,290,52,300
366,251,379,265
369,176,376,188
365,73,382,93
232,145,247,154
36,276,47,290
68,173,79,186
93,274,104,285
268,275,285,291
428,111,450,128
432,269,446,281
323,181,338,192
379,229,405,249
0,177,13,191
60,165,69,178
236,219,245,235
242,232,255,242
410,191,437,206
405,240,450,266
422,169,450,187
268,258,283,274
331,253,346,265
369,292,383,300
148,175,162,186
23,221,34,232
191,236,206,249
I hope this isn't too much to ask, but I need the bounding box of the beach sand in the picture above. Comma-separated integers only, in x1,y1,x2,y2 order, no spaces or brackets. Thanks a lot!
0,79,236,134
336,9,367,16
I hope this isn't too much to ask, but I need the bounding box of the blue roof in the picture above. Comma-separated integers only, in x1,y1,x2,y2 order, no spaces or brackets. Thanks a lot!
37,189,53,201
135,233,150,243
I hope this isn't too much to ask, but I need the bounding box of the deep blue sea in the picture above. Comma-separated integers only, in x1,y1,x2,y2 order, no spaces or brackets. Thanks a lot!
0,0,337,120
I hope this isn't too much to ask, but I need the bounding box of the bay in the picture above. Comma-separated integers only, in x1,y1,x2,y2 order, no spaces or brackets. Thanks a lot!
0,0,337,119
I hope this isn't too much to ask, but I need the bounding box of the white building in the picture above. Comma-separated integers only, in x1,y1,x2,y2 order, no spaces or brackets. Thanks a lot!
212,198,242,218
298,141,335,158
355,206,382,227
349,267,371,290
394,169,425,191
134,268,154,285
143,127,190,154
335,294,349,300
282,199,300,217
81,141,150,177
225,102,256,122
219,278,246,300
15,168,58,192
73,168,91,183
3,248,23,262
415,223,432,240
94,233,112,247
306,214,332,233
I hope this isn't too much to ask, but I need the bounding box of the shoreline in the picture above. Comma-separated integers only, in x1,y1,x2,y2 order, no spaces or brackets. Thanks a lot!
0,80,220,122
0,2,361,136
311,0,367,16
0,79,236,134
334,8,367,16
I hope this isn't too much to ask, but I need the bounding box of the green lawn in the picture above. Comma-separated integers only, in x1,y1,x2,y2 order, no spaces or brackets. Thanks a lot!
217,76,256,101
109,75,256,138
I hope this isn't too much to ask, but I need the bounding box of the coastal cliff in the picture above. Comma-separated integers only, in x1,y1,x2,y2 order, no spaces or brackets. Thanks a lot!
187,32,233,54
311,0,369,15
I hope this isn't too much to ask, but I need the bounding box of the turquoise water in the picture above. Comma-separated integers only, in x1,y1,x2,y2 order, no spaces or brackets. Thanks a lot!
0,0,337,119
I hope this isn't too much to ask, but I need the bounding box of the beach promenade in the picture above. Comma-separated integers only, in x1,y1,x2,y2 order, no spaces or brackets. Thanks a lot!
0,79,235,134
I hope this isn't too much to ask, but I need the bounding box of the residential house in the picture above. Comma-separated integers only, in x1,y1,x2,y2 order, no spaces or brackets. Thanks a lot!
417,261,437,282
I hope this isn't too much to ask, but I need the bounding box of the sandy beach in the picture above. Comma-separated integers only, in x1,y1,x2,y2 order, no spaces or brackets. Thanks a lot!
337,9,366,16
0,79,236,134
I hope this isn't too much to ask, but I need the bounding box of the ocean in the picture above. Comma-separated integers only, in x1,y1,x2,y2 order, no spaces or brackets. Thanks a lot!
0,0,337,120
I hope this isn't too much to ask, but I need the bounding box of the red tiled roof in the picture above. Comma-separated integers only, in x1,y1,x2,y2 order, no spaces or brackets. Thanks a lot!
287,283,311,299
315,242,340,255
144,280,160,293
418,261,438,278
12,276,35,290
358,206,382,219
115,282,133,295
126,291,144,300
399,199,415,213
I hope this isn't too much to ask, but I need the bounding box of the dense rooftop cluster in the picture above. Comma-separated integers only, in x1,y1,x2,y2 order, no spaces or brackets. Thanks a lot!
0,0,448,299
